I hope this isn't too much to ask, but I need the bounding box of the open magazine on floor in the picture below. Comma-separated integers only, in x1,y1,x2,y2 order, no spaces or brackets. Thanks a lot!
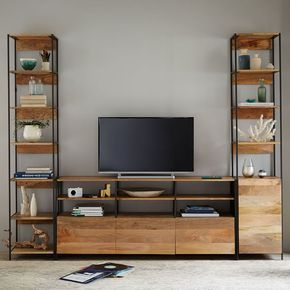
60,263,134,284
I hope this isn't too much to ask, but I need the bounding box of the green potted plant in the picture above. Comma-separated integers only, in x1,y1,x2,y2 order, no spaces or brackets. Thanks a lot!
40,50,51,71
17,120,49,142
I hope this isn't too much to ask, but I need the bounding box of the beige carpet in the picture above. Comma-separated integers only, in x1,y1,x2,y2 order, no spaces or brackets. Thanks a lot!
0,254,290,290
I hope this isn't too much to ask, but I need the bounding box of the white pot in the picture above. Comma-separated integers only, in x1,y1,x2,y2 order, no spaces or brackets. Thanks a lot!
41,62,50,71
23,125,42,142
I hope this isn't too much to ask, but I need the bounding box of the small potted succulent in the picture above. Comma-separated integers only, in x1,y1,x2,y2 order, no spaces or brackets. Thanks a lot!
40,50,51,71
17,120,49,142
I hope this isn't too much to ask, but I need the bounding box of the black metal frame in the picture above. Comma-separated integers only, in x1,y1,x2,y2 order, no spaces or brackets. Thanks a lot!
230,33,283,259
7,34,59,260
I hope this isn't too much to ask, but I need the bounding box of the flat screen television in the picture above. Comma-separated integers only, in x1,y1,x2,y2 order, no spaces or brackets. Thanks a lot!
98,117,194,173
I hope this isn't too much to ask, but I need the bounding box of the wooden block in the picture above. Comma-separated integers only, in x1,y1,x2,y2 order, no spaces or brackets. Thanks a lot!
232,107,274,119
16,143,57,154
233,38,272,50
116,218,175,254
57,216,116,254
239,178,282,254
16,73,57,85
16,38,54,51
175,218,235,254
233,142,276,154
15,107,56,120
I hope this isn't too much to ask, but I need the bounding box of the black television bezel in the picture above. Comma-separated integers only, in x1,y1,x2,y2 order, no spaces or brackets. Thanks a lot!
98,117,194,173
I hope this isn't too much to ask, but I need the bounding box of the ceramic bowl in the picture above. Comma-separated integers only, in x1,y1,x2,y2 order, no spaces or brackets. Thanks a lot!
20,58,37,70
120,188,165,198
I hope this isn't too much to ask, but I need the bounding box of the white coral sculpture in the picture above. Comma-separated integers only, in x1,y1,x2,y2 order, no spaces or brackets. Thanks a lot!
234,115,276,142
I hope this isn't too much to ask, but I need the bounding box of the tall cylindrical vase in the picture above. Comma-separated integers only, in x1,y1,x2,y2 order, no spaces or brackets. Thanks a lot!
30,193,38,217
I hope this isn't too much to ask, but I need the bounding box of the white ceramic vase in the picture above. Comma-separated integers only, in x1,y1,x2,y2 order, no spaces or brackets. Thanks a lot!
23,125,42,142
251,54,262,70
41,62,50,71
30,193,37,217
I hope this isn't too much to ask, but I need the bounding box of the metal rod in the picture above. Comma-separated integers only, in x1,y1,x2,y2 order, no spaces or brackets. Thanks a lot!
279,33,283,256
234,34,239,259
173,181,176,217
230,36,234,177
7,34,12,261
116,181,119,217
272,37,276,176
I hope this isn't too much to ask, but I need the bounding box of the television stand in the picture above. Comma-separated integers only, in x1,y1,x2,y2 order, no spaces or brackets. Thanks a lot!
117,173,175,179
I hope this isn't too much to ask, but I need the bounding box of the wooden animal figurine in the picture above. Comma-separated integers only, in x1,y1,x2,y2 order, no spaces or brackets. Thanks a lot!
100,184,111,197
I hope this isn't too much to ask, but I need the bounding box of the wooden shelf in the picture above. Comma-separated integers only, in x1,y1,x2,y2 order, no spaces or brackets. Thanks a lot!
13,107,56,120
9,35,56,51
176,194,234,201
232,70,279,85
117,213,174,218
13,142,57,154
233,33,279,39
58,195,115,201
58,212,114,218
9,70,57,85
11,247,53,255
11,212,53,224
12,178,54,188
232,106,277,119
117,194,174,201
233,141,280,154
57,176,234,182
176,214,234,219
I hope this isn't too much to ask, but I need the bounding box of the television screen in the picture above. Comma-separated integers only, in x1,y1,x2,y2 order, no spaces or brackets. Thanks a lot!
98,117,194,172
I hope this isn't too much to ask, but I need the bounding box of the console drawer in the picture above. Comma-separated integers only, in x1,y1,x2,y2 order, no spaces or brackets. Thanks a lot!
116,217,175,254
57,215,116,254
176,217,235,254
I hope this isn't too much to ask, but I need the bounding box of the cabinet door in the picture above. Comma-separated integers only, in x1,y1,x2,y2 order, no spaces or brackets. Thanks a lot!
176,217,235,254
116,217,175,254
239,178,282,254
57,216,115,254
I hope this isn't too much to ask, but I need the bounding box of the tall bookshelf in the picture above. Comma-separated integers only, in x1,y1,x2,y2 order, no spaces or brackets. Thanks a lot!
230,33,283,257
7,35,59,259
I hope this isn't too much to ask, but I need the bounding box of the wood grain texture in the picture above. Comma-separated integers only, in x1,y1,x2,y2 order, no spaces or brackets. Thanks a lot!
116,218,175,254
176,217,235,254
13,179,54,188
239,178,282,254
57,216,116,254
233,38,272,50
15,143,57,154
232,107,275,119
176,194,234,201
15,107,56,120
16,38,53,51
12,248,53,255
233,142,279,154
15,73,57,85
12,212,53,224
232,71,276,85
234,33,279,39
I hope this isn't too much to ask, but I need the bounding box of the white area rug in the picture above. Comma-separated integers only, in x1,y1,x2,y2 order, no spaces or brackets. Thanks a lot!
0,256,290,290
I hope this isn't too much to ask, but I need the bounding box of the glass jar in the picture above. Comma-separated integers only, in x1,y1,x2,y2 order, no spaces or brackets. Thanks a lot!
28,76,36,95
258,79,267,102
242,158,255,178
239,49,250,70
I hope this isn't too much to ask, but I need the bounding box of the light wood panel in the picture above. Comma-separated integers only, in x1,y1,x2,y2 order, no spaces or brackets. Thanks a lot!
116,217,175,254
57,215,116,254
13,178,54,188
10,71,57,85
233,142,279,154
15,107,56,120
12,248,53,255
239,178,282,254
232,107,275,119
176,194,234,201
232,70,278,85
233,38,272,50
58,195,115,201
176,217,235,254
12,212,53,224
16,38,53,51
14,142,57,154
234,33,279,39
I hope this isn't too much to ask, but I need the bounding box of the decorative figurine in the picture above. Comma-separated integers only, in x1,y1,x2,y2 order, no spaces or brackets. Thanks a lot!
100,184,111,197
258,170,267,178
20,186,30,216
235,115,276,142
266,63,275,70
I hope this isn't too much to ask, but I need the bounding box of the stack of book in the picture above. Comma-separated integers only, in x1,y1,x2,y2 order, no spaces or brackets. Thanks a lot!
180,205,219,217
20,95,47,107
72,205,104,217
238,102,274,107
14,167,53,179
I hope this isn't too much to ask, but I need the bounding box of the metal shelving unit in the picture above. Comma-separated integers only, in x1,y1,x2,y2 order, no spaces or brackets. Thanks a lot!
7,34,59,259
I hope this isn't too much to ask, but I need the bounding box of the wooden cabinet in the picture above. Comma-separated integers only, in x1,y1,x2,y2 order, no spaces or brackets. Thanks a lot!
57,215,116,254
176,217,235,254
116,216,175,254
239,178,282,254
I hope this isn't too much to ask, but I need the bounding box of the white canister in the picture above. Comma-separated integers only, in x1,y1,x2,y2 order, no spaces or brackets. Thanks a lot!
41,62,50,71
251,54,262,70
23,125,42,142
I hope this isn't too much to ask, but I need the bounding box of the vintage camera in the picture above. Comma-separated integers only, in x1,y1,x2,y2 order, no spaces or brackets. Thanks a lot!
68,187,83,198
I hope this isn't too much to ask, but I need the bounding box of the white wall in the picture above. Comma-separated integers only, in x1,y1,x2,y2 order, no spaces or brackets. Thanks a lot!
0,0,288,251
